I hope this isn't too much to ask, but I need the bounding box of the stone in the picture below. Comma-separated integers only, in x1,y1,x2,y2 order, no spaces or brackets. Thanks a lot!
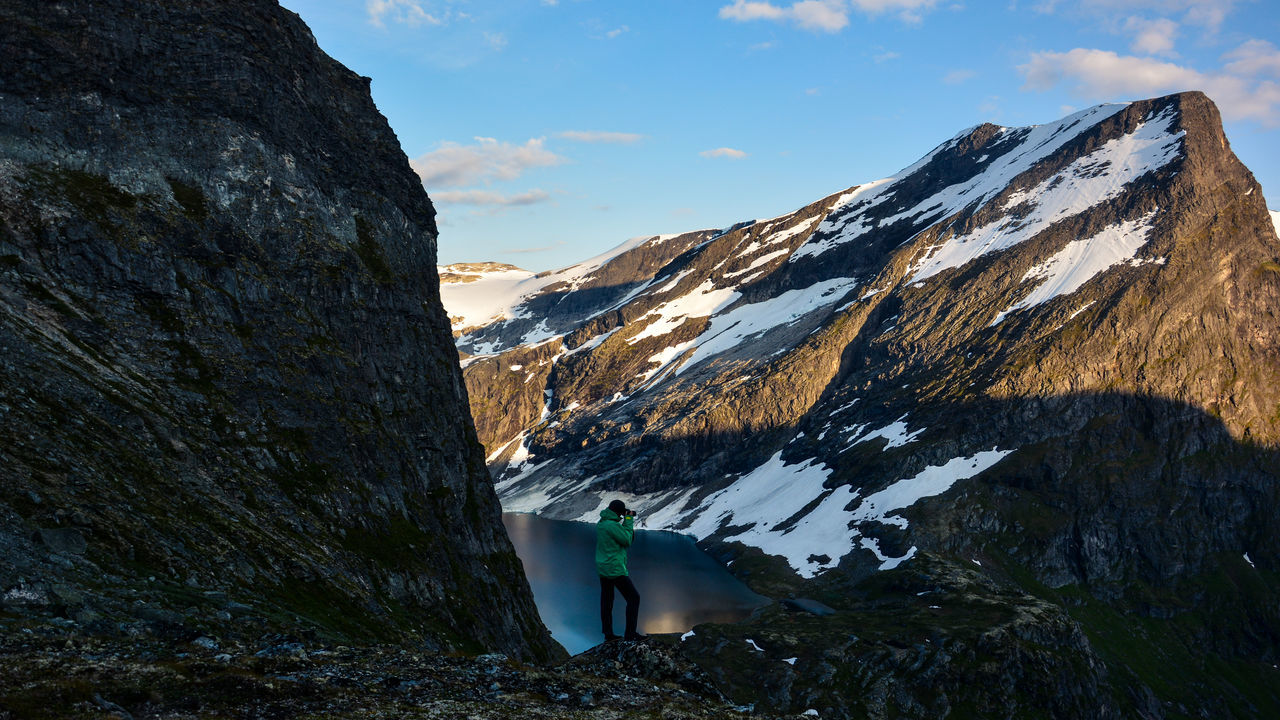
36,528,86,555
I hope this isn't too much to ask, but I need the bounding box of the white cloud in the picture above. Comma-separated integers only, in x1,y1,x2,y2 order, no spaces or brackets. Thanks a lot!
791,0,852,30
1124,16,1178,55
700,147,749,159
557,130,645,144
410,137,566,188
432,189,552,206
720,0,847,32
849,0,939,23
1033,1,1237,32
606,25,630,38
943,68,976,84
366,0,443,27
1019,45,1280,126
720,0,940,30
1223,40,1280,79
1181,0,1235,32
874,49,901,63
720,0,788,22
484,31,508,51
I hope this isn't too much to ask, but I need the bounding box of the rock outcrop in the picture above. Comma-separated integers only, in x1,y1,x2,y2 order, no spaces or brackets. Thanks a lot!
0,0,557,661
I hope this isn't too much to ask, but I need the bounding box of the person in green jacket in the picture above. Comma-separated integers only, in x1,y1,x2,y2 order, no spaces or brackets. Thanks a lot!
596,499,644,641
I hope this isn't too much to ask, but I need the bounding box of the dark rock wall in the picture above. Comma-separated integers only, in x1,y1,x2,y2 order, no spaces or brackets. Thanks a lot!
0,0,558,660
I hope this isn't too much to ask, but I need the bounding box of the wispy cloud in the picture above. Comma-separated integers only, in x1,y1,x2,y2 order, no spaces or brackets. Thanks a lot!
432,189,552,206
558,130,645,144
484,32,508,51
942,68,976,84
606,25,630,38
1019,42,1280,126
849,0,939,23
1124,16,1178,56
719,0,849,32
366,0,443,27
700,147,749,159
1033,0,1238,36
873,49,901,63
410,137,566,188
718,0,939,32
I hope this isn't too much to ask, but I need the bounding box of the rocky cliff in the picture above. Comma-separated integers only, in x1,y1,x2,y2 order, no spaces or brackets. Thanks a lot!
0,0,557,661
448,93,1280,715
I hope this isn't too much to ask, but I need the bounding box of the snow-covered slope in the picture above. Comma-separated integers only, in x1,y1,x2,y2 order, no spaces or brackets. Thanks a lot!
450,92,1280,590
440,233,707,347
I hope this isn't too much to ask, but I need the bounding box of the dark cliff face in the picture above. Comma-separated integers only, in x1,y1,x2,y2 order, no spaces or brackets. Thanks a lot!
452,92,1280,713
0,0,558,660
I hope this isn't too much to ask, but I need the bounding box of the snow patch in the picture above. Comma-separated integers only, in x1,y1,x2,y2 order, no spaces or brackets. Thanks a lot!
849,416,923,450
723,248,791,279
627,280,741,344
677,277,860,374
990,212,1159,326
791,180,894,261
654,448,1011,578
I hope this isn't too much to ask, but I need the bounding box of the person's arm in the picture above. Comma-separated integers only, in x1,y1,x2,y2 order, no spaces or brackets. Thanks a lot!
606,516,634,547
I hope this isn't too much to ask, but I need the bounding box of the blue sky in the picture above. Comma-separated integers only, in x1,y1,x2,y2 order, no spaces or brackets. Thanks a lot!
280,0,1280,271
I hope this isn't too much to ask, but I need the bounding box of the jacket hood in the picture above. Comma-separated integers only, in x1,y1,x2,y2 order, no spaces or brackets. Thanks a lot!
599,508,620,522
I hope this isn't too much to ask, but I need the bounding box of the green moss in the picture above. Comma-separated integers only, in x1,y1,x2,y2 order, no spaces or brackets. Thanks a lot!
0,678,97,720
166,177,208,221
987,550,1280,718
28,167,139,232
339,513,443,570
353,216,394,284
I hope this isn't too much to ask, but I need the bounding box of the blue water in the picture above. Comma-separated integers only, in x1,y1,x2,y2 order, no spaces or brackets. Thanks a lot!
502,512,769,655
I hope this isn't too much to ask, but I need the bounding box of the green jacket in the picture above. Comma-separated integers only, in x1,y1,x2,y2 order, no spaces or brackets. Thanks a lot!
595,508,634,578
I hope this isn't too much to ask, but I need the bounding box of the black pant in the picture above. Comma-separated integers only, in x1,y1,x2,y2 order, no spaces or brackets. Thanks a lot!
600,574,640,637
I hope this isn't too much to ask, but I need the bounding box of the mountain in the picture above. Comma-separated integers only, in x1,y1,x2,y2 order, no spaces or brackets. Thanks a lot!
446,92,1280,715
0,0,557,661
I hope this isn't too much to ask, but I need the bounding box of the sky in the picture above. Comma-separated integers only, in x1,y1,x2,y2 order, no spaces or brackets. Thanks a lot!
279,0,1280,271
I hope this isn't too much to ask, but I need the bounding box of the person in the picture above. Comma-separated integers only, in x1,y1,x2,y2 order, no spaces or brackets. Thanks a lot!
596,499,645,641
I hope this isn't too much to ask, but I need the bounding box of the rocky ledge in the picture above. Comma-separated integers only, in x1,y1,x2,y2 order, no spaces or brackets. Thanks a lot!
0,617,826,720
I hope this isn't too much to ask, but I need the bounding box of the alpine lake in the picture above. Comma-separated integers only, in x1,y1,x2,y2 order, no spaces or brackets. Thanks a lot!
502,513,769,655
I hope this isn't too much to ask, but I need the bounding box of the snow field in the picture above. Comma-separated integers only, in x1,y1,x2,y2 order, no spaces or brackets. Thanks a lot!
627,280,740,345
989,212,1160,326
641,447,1013,578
